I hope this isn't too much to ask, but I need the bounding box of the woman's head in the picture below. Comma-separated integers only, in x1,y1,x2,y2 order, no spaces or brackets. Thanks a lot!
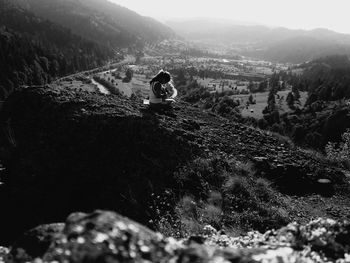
150,70,171,84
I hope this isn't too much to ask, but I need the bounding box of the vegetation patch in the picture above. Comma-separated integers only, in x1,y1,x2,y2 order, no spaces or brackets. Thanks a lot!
153,157,290,237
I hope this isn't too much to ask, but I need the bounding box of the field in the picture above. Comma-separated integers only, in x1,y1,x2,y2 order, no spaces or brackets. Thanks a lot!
235,90,308,119
196,77,252,93
96,70,150,98
53,78,98,93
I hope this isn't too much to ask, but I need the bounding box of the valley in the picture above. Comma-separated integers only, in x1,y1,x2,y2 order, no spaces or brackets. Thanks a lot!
1,0,350,262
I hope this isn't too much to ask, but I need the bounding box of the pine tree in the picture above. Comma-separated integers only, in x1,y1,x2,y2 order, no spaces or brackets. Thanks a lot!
286,92,295,109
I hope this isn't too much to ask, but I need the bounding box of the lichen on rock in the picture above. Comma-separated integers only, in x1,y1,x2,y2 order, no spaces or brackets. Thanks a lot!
5,211,350,263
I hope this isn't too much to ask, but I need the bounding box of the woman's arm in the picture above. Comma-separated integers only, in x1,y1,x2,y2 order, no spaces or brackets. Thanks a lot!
170,87,178,99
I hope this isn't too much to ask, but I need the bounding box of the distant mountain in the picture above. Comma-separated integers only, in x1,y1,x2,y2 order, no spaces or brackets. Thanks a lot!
167,19,350,63
247,35,350,64
7,0,175,48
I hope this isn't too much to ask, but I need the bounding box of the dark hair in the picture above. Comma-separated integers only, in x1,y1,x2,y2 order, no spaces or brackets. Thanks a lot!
150,70,171,84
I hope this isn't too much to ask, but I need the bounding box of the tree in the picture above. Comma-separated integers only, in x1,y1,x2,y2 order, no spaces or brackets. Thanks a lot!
267,87,276,112
325,129,350,167
318,85,332,101
257,118,268,129
215,96,239,116
247,81,255,92
286,92,295,109
292,85,301,101
258,80,268,92
175,69,186,86
49,60,60,77
123,68,134,83
248,94,256,105
32,60,44,85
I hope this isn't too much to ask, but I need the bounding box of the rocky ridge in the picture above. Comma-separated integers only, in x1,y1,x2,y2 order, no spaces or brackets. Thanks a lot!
0,85,349,246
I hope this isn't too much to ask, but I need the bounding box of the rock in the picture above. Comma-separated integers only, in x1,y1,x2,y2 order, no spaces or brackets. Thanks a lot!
316,178,334,196
10,223,64,260
317,178,332,184
42,210,176,263
186,236,206,245
0,247,9,263
182,119,201,131
203,225,218,237
8,211,350,263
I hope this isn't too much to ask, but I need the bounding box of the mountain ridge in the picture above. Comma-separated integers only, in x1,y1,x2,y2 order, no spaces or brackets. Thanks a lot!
6,0,175,48
167,18,350,63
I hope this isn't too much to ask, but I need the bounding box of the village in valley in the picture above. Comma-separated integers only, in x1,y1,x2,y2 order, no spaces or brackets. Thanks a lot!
55,39,306,120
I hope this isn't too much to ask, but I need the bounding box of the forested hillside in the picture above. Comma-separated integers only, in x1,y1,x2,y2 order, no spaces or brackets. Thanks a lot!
301,55,350,101
0,0,175,100
8,0,175,48
0,3,114,100
256,55,350,149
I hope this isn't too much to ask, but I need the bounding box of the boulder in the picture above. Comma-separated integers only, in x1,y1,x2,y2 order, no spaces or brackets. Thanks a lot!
10,223,64,261
7,211,350,263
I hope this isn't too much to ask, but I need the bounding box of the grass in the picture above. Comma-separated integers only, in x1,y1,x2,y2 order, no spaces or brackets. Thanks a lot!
325,130,350,170
237,91,308,119
152,157,291,238
57,79,97,93
95,71,150,98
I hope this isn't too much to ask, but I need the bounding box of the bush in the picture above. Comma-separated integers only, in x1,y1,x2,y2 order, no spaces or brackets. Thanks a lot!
154,157,289,237
93,75,121,95
257,118,268,129
213,96,240,116
122,68,133,83
325,129,350,168
181,81,211,103
222,175,289,231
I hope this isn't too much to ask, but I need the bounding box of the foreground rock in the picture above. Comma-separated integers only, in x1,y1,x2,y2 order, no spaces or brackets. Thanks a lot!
4,210,350,262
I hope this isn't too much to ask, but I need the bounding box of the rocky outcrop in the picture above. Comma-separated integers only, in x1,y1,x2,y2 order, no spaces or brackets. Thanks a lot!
0,86,347,243
4,210,350,263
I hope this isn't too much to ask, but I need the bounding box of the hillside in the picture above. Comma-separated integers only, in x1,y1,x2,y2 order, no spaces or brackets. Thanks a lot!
0,85,349,246
0,2,114,101
7,0,175,48
247,35,350,64
236,55,350,150
167,19,350,63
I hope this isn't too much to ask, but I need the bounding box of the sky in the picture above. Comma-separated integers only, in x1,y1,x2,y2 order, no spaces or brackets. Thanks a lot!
108,0,350,34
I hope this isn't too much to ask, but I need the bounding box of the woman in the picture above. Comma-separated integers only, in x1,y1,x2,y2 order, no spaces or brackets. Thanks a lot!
149,70,177,106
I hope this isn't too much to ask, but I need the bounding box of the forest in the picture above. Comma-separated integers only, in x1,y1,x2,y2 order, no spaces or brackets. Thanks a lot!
258,55,350,149
0,4,114,100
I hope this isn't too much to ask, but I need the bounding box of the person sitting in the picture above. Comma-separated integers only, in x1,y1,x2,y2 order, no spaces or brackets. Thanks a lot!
149,70,177,107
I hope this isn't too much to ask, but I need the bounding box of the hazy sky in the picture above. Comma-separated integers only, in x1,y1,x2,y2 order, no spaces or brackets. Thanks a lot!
109,0,350,34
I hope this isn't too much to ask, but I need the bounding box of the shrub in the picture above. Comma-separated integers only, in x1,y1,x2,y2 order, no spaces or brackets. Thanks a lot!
155,158,289,237
181,82,211,103
213,96,240,116
257,118,268,129
122,68,133,83
325,129,350,168
93,75,121,96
